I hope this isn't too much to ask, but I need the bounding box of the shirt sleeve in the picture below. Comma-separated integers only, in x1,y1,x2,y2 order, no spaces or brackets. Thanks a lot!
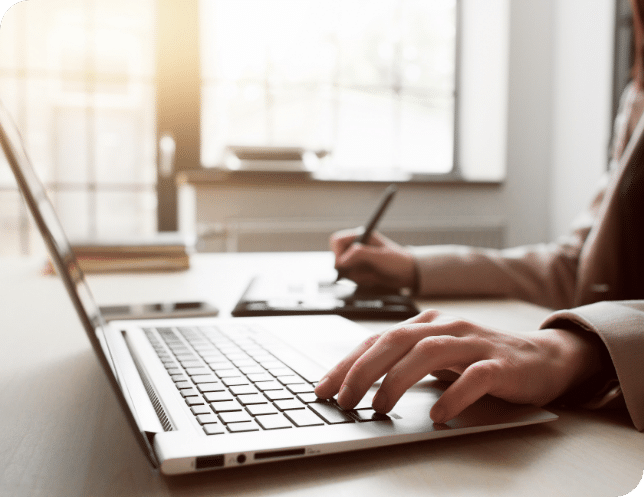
540,301,644,432
409,173,608,310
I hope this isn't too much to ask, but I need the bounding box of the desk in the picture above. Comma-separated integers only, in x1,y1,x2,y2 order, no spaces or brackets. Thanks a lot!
0,253,642,497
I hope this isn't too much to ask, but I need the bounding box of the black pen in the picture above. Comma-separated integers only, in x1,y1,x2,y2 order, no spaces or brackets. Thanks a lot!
335,184,398,282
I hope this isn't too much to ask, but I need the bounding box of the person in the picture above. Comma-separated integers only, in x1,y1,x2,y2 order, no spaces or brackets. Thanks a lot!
314,0,644,431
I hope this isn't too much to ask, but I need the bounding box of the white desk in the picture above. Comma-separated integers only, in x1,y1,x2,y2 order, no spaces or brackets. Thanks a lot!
0,253,642,497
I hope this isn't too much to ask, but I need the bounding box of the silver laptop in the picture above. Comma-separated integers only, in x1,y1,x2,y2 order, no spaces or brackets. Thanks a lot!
0,101,557,475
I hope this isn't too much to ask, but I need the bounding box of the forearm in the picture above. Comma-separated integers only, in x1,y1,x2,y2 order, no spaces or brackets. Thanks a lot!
409,244,579,310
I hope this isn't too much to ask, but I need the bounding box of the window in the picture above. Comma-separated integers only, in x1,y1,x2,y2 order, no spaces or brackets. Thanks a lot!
0,0,156,256
199,0,458,177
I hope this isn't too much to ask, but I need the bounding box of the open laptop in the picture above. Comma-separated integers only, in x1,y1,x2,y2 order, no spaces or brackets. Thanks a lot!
0,101,558,475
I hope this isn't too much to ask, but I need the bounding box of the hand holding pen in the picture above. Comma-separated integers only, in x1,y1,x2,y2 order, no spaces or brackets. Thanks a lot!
332,185,417,290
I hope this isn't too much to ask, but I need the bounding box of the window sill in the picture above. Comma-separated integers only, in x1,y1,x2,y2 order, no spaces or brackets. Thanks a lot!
176,167,503,187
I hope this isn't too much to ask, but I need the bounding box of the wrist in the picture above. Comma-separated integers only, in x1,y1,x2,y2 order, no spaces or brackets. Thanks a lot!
534,327,612,405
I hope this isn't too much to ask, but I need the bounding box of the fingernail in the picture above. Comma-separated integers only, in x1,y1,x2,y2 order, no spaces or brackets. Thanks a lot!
337,383,354,409
372,391,388,413
431,405,447,424
314,377,330,397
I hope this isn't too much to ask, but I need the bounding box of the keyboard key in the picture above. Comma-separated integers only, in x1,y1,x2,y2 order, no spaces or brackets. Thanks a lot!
215,368,241,378
224,352,248,361
268,367,293,377
191,375,219,384
238,365,264,374
237,394,268,405
197,382,225,393
203,423,226,435
278,375,304,385
207,361,234,369
246,404,279,416
191,405,212,415
255,414,293,430
274,399,306,411
196,413,219,425
287,384,315,394
180,360,203,369
296,393,319,403
351,409,391,422
201,353,226,362
254,381,283,391
185,396,206,406
222,377,250,387
219,411,253,424
180,388,199,398
229,384,258,395
227,421,260,433
308,402,355,424
264,390,294,401
258,359,285,369
185,367,210,376
204,391,235,402
175,381,193,390
232,359,257,368
285,409,325,427
171,374,188,382
210,399,242,413
247,372,272,383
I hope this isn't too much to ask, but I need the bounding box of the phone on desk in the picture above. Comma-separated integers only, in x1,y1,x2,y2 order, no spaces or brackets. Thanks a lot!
99,301,219,321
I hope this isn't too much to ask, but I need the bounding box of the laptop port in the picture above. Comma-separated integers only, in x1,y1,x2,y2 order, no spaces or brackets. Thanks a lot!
196,454,225,469
254,448,306,460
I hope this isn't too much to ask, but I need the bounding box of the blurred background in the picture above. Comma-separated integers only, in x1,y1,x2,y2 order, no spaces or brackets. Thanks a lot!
0,0,631,257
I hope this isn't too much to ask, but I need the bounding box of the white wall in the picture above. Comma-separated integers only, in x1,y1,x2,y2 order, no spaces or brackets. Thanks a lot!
550,0,615,239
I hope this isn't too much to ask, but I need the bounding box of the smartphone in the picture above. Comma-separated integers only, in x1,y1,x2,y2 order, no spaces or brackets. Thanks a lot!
99,301,219,321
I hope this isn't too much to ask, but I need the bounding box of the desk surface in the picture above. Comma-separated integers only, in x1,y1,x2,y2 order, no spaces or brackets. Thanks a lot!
0,252,642,497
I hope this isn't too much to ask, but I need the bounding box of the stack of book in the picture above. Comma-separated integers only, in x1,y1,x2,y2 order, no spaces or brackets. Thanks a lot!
45,233,194,274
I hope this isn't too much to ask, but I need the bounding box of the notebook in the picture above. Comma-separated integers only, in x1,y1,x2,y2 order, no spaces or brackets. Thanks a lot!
0,101,558,475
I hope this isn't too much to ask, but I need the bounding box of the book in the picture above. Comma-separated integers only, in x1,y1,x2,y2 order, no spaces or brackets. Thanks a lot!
44,233,194,274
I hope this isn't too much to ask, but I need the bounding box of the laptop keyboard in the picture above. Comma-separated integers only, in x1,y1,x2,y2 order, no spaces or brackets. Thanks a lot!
143,324,389,435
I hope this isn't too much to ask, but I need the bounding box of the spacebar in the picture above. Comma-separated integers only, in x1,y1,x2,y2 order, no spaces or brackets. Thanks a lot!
267,346,327,383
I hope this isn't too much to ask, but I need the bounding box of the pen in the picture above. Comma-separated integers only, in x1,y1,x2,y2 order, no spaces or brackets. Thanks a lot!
335,183,398,282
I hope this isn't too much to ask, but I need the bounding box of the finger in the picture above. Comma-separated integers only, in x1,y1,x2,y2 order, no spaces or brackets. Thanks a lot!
406,311,475,338
314,332,382,399
335,324,435,410
330,229,360,257
429,359,501,424
336,244,389,275
373,335,485,413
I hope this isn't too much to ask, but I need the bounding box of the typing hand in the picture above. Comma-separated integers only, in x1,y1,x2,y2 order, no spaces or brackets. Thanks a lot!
314,310,605,423
331,228,417,290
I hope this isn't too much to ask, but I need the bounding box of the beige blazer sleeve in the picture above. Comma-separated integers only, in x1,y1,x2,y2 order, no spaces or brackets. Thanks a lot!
541,301,644,432
409,173,607,310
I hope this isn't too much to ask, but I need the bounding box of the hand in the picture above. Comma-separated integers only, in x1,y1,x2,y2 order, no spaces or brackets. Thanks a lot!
331,228,417,290
314,310,605,423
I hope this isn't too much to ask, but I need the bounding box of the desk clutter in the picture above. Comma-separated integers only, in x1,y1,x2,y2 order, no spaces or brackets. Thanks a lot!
44,232,193,274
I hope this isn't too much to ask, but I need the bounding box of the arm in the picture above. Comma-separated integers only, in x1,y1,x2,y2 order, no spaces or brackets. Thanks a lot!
541,300,644,431
410,173,609,310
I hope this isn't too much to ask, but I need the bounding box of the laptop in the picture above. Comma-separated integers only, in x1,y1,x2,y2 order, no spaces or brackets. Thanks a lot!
0,101,558,475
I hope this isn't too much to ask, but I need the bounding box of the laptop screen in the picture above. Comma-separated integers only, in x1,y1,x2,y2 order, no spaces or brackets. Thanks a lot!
0,101,107,336
0,99,160,466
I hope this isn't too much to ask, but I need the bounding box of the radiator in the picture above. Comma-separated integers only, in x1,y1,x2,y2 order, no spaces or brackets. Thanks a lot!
196,217,506,253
